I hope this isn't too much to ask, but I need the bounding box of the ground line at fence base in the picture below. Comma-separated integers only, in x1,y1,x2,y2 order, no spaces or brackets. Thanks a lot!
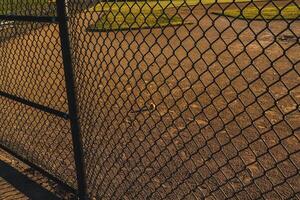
0,143,77,195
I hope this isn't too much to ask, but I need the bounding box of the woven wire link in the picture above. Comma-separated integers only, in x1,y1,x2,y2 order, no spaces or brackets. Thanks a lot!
69,0,299,199
0,1,77,188
0,0,299,199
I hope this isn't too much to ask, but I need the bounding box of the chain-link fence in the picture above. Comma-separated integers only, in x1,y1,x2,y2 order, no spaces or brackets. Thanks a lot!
0,0,299,199
0,0,78,192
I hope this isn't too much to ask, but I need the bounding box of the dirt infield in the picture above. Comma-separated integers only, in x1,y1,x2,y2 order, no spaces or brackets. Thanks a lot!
0,0,299,199
71,1,300,199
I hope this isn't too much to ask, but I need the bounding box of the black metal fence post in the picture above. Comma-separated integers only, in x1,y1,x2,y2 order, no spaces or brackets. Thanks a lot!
56,0,87,199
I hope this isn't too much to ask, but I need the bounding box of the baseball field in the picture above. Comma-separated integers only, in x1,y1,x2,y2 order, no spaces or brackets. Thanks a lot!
0,0,299,199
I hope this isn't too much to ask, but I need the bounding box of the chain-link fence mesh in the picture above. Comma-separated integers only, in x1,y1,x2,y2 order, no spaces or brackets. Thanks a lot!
0,1,56,41
69,0,300,199
0,0,77,188
0,0,299,199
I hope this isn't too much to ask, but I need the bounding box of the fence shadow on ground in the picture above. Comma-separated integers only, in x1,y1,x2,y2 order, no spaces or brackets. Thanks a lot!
0,160,60,200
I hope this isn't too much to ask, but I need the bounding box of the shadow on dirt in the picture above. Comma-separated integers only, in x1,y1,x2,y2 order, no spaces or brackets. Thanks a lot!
0,160,61,200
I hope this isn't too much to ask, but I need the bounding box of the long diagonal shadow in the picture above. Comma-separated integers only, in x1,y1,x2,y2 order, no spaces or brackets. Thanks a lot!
0,160,61,200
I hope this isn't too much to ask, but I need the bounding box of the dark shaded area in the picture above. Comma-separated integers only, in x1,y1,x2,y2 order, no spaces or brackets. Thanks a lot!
0,160,61,200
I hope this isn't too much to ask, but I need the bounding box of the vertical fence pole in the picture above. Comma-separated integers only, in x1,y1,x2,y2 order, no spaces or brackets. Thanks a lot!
56,0,87,199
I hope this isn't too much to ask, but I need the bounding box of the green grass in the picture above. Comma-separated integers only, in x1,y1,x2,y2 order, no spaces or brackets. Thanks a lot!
0,0,50,15
91,11,184,31
92,0,265,12
89,1,186,31
216,4,300,20
88,0,266,31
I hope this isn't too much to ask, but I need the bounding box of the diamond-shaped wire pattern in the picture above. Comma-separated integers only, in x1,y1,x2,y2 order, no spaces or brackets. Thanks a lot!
0,0,299,199
0,0,76,188
68,0,299,199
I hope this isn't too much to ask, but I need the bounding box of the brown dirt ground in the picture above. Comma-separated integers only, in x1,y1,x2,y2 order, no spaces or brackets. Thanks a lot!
0,0,299,200
0,149,74,199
